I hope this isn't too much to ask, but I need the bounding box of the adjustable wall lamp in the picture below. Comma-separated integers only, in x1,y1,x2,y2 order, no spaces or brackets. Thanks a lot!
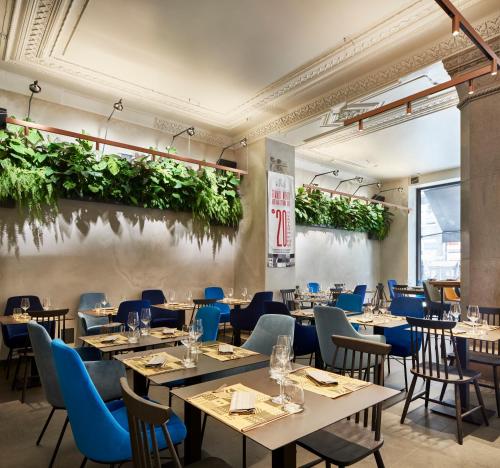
167,126,195,153
309,169,339,186
335,176,363,191
216,138,247,164
27,80,41,120
376,186,404,196
352,182,382,196
102,98,124,154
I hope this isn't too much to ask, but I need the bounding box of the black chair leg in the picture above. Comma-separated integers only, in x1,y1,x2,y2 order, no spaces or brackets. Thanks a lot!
5,348,12,379
37,407,56,445
80,457,87,468
200,413,208,446
242,435,247,468
424,379,431,409
387,356,391,374
493,366,500,417
454,384,463,445
374,450,385,468
11,351,23,390
439,383,448,402
400,375,417,423
402,358,408,392
21,355,31,403
473,379,489,426
49,416,69,468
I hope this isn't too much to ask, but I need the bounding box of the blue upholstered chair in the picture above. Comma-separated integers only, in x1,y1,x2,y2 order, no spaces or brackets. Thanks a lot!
116,300,151,329
195,306,221,342
205,287,230,333
142,290,178,329
307,282,321,293
229,291,273,338
384,296,425,390
78,293,110,336
336,293,363,314
314,306,385,369
353,285,367,304
28,321,125,467
242,314,295,355
387,279,398,301
2,295,43,378
51,339,186,465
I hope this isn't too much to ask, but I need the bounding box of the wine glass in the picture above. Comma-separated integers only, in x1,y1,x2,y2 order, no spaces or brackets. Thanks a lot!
241,287,248,300
101,295,108,308
20,297,30,313
140,308,151,335
227,287,234,299
450,303,461,322
467,305,480,334
13,307,22,321
181,325,195,346
169,290,176,304
277,335,294,361
185,290,193,304
42,296,51,310
192,319,204,354
127,311,139,343
271,354,293,404
269,345,286,380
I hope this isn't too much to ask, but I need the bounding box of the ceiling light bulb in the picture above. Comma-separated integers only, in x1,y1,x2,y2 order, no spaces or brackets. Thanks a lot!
376,183,382,189
468,79,475,95
397,187,404,192
356,177,364,183
29,80,41,94
113,99,124,111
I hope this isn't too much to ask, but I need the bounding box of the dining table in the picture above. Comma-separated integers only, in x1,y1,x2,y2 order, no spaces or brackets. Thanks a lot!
220,298,251,346
114,341,269,396
428,279,460,305
152,302,193,329
172,366,398,467
393,286,425,297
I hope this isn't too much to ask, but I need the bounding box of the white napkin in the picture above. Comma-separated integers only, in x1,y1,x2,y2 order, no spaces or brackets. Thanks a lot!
306,369,338,385
100,335,119,343
145,354,166,367
218,344,234,354
229,391,255,414
162,328,177,335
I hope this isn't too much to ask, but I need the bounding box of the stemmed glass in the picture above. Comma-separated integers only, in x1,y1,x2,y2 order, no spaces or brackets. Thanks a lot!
181,325,197,368
450,303,461,322
101,295,109,308
169,290,176,304
227,288,234,299
185,290,193,304
20,297,30,313
192,319,204,354
241,288,248,300
140,308,151,336
127,311,139,343
467,305,480,334
42,297,51,310
277,335,294,361
271,347,293,405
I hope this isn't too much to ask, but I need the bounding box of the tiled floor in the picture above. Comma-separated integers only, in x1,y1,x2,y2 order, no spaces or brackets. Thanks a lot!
0,350,498,467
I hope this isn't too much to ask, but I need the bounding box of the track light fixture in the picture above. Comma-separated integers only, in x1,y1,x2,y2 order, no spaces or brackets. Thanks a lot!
468,79,475,95
406,102,412,115
335,176,364,191
352,182,382,196
167,126,195,152
376,186,404,196
27,80,41,120
217,138,247,164
452,15,460,36
491,58,498,76
309,169,339,186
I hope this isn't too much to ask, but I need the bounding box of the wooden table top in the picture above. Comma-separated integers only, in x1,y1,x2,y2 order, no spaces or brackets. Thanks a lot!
393,287,424,296
80,331,185,353
152,303,193,311
291,309,363,320
0,315,31,325
172,366,398,452
448,323,500,343
81,307,118,318
348,315,408,329
114,341,269,385
428,280,460,288
218,298,251,306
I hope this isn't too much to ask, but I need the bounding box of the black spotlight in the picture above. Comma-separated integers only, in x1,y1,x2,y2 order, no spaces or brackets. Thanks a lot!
27,80,42,120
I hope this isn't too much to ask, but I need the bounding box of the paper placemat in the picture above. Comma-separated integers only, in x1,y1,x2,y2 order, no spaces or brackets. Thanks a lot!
83,334,130,348
148,329,188,339
200,343,259,362
288,367,371,399
122,351,184,377
187,383,290,432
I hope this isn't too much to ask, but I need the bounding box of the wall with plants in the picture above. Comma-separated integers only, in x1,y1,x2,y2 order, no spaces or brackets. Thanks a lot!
0,122,242,227
295,186,393,240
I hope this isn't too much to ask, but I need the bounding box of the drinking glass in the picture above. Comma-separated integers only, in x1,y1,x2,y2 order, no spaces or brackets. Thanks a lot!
276,335,294,361
127,311,139,343
169,290,176,304
269,345,286,381
467,305,480,334
140,308,151,335
42,296,51,310
241,287,248,300
450,303,461,322
478,319,488,337
185,290,193,304
192,318,204,354
13,307,22,321
363,306,373,321
20,297,30,313
181,344,197,368
283,381,305,413
101,295,108,308
227,288,234,299
271,358,293,404
181,325,195,347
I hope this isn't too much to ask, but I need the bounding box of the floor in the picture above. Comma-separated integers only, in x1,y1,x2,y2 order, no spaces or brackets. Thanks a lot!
0,340,499,468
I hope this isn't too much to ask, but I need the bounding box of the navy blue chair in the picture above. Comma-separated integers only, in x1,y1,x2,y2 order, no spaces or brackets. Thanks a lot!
230,291,273,344
423,281,450,319
353,285,367,304
384,296,425,391
205,287,230,334
2,295,43,378
141,290,178,329
307,282,321,293
336,293,363,314
387,279,398,301
116,300,151,330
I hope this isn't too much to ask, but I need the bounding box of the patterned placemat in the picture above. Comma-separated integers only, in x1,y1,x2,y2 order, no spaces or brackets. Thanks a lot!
148,329,188,340
122,351,184,377
288,367,371,399
83,334,130,348
187,383,290,432
200,343,259,362
349,315,405,325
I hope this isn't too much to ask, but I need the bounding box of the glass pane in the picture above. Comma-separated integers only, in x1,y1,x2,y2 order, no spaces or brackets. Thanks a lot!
418,183,460,282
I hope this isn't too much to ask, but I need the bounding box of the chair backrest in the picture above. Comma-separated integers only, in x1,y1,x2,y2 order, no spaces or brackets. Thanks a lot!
336,293,363,313
51,339,131,462
4,295,42,315
314,306,368,368
264,301,290,316
334,283,345,290
331,335,391,439
117,300,151,328
280,289,296,311
423,280,441,302
27,321,65,408
406,316,462,380
307,282,320,293
387,280,397,300
190,299,218,325
141,290,166,305
29,309,69,340
242,315,295,355
204,288,230,317
120,377,181,468
195,306,221,342
444,287,460,301
352,285,367,303
329,288,342,302
78,312,108,335
472,307,500,355
79,293,107,312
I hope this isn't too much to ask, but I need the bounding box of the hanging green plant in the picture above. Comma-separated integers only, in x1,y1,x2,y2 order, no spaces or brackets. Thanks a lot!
295,187,393,240
0,121,242,227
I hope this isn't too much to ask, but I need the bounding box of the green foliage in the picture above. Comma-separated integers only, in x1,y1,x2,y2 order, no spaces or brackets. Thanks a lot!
0,123,242,227
295,187,393,240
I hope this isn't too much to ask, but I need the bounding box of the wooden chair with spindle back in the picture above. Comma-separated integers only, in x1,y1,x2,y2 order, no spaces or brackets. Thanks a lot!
328,287,343,305
280,288,297,311
297,335,392,468
120,377,231,468
401,316,489,444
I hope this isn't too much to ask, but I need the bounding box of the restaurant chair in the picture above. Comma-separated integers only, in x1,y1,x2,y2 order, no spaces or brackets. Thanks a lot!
307,282,321,293
78,292,109,311
387,279,398,301
353,284,367,304
27,321,125,468
190,298,218,325
336,293,363,314
242,314,295,355
400,317,489,444
2,295,42,379
204,287,230,335
384,297,425,391
264,301,319,366
297,335,391,468
116,299,151,329
328,287,342,306
280,288,297,311
195,306,221,342
444,287,460,301
120,377,230,468
51,339,187,466
314,306,385,370
78,292,110,336
141,290,179,329
422,281,450,319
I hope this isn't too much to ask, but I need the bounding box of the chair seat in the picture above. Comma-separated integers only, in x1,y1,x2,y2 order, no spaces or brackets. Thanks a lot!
187,457,232,468
151,318,178,328
469,351,500,367
410,363,481,383
297,420,383,466
86,325,105,336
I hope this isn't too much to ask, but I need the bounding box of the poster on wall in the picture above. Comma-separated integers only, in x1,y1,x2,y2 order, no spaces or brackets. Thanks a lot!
267,171,295,268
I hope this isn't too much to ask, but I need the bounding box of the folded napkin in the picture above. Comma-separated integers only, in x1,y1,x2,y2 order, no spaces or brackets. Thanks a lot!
145,354,166,368
229,391,255,414
357,317,373,324
100,335,119,343
162,328,177,335
219,344,234,355
306,369,338,386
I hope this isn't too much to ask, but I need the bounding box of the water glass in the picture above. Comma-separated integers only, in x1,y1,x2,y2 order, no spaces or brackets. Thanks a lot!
283,381,305,413
181,325,196,347
127,311,139,343
42,296,51,310
276,334,294,361
478,319,489,336
241,287,248,300
20,297,30,313
101,295,108,308
363,306,373,321
181,344,197,368
13,307,22,321
185,290,193,304
271,358,293,404
169,290,176,303
450,303,461,322
227,288,234,299
192,319,204,354
140,308,151,335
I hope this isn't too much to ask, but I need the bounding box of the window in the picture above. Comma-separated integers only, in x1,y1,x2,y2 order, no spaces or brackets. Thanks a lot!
416,182,460,284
